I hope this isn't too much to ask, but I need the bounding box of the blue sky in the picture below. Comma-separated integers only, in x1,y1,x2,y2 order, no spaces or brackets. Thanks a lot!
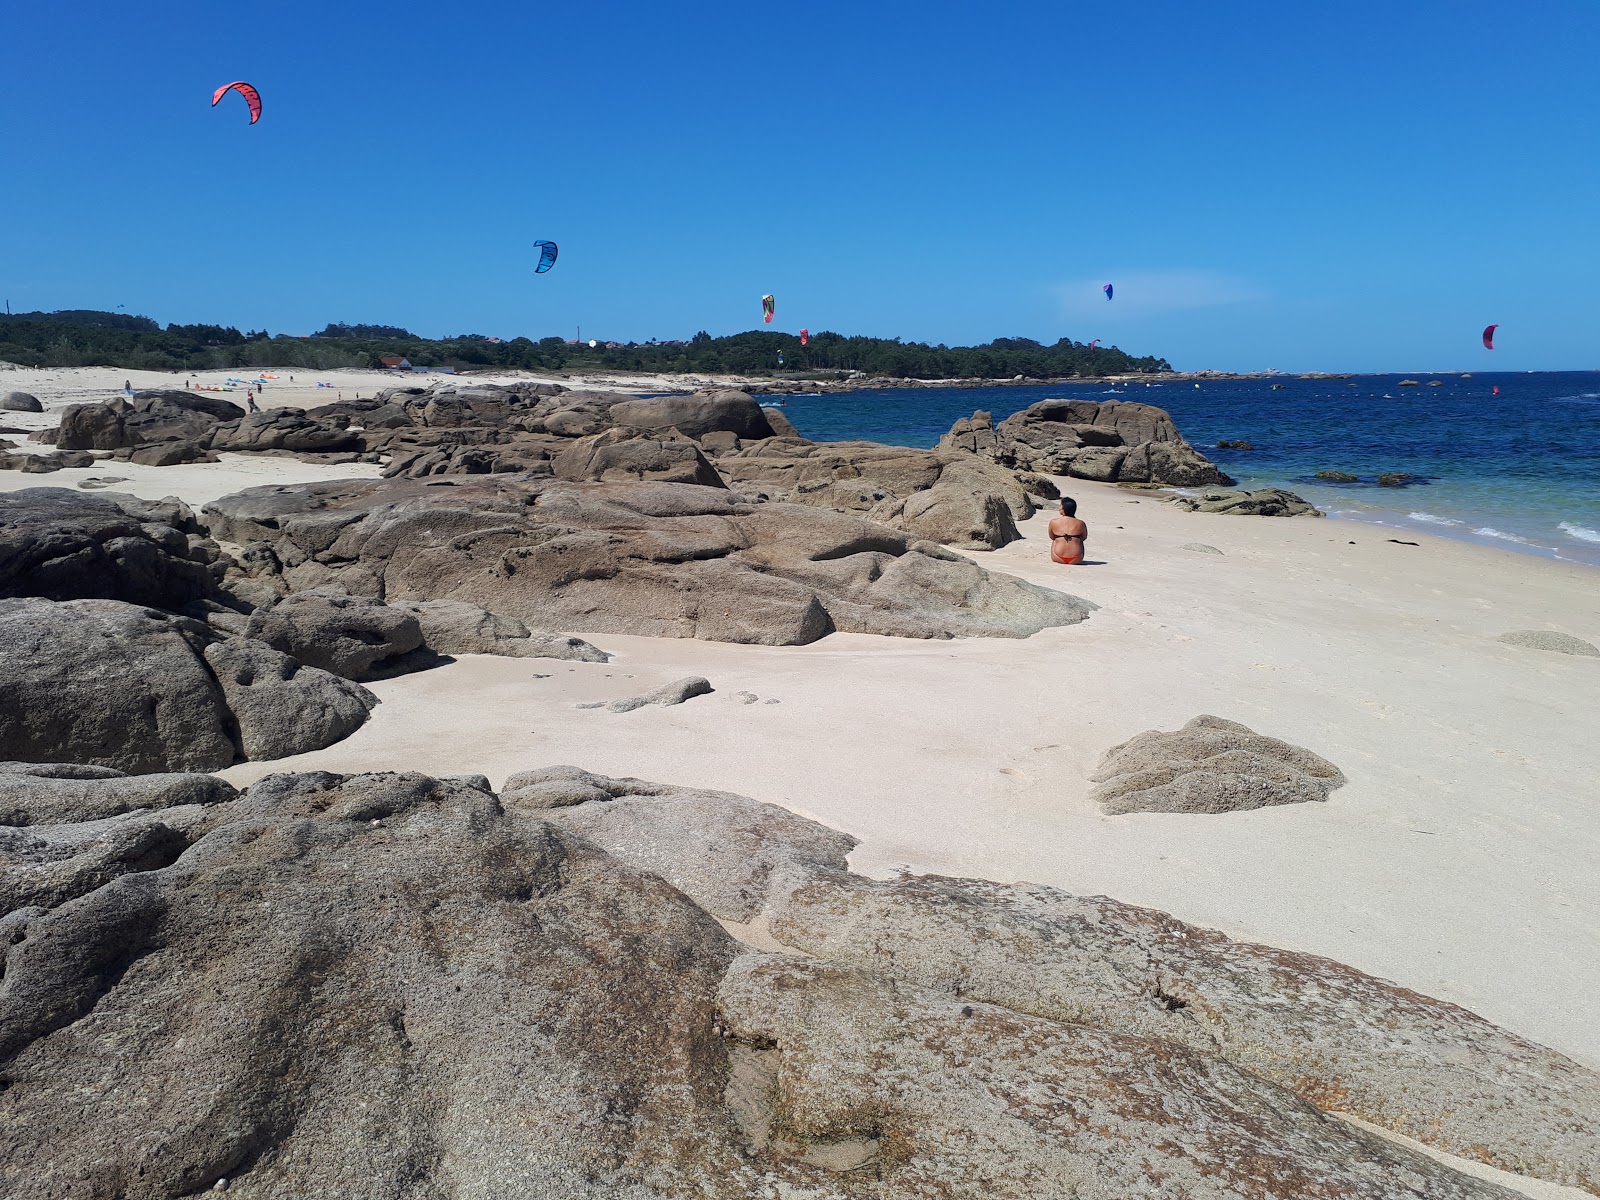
3,0,1597,371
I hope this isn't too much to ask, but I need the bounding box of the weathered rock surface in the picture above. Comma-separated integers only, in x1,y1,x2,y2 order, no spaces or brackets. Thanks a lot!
1496,630,1600,657
208,408,364,454
0,488,224,608
202,638,377,761
1182,542,1224,554
245,591,425,680
550,771,1600,1195
4,767,1589,1196
941,402,1234,487
0,763,236,826
55,392,244,452
204,476,1095,645
1164,487,1322,516
0,772,746,1200
0,598,376,773
1,391,42,412
1089,715,1346,814
608,390,778,440
710,437,1052,550
0,449,97,472
578,676,713,713
552,429,724,487
390,598,611,661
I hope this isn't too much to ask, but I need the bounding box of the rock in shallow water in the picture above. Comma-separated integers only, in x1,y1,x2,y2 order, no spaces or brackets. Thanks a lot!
1089,714,1345,815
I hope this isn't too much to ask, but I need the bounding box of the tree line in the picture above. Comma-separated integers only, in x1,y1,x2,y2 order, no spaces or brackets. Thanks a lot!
0,310,1171,378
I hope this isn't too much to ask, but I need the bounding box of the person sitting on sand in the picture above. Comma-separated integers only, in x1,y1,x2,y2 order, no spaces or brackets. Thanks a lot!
1048,496,1088,565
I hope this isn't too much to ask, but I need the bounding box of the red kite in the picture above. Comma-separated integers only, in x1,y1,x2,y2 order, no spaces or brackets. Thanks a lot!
212,81,262,124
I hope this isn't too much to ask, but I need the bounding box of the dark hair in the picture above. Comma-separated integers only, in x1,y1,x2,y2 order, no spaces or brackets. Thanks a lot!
1059,496,1077,517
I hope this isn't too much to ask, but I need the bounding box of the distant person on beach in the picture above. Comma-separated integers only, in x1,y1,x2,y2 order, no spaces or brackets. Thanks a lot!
246,391,260,414
1048,496,1088,565
123,380,131,394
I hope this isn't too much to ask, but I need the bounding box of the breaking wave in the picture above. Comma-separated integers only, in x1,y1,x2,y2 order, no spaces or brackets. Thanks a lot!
1557,521,1600,544
1408,512,1463,527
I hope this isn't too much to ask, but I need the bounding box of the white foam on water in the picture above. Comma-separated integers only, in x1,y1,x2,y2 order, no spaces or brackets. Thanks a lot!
1557,521,1600,544
1474,527,1538,545
1408,511,1463,527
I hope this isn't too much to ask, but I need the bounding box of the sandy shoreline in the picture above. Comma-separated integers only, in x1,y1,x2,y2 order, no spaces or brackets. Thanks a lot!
5,366,1597,1078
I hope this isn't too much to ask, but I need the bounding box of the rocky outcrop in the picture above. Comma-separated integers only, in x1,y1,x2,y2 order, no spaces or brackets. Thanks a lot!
1089,714,1346,814
1163,487,1322,516
204,476,1095,645
543,771,1600,1195
55,392,244,452
202,638,377,760
0,598,376,773
2,768,1592,1196
607,389,778,440
0,488,226,608
551,429,725,487
0,763,236,826
940,402,1234,487
391,599,611,661
244,591,425,681
1,391,42,412
208,408,364,454
711,438,1054,551
0,450,97,473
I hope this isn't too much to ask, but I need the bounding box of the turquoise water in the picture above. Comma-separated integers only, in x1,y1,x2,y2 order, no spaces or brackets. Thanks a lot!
770,373,1600,568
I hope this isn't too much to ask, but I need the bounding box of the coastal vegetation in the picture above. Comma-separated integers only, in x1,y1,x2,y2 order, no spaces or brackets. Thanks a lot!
0,310,1170,378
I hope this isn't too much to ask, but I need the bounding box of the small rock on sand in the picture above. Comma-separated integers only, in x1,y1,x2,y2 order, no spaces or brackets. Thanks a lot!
1182,543,1223,555
1090,714,1345,815
735,691,759,704
1497,630,1600,657
579,676,714,713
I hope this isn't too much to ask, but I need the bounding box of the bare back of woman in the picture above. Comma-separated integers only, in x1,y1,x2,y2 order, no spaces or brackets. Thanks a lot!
1048,511,1088,564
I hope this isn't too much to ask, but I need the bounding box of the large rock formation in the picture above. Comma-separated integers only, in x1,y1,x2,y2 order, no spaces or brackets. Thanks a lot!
55,391,245,452
1,767,1593,1197
710,438,1054,551
244,591,426,680
940,402,1234,487
0,597,376,773
1089,714,1347,814
0,488,225,609
203,476,1094,645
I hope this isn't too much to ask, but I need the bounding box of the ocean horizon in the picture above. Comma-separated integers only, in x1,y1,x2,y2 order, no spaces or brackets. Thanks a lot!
772,372,1600,569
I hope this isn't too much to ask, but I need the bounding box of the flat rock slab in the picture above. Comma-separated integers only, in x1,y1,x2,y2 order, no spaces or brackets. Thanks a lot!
1089,713,1345,815
203,476,1095,646
1182,542,1224,554
577,675,713,712
1497,630,1599,657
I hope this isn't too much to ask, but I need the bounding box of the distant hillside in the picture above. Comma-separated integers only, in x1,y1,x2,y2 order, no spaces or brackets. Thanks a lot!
0,310,1171,378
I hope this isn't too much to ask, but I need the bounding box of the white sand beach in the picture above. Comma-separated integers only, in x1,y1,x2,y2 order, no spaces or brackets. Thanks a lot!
6,366,1597,1078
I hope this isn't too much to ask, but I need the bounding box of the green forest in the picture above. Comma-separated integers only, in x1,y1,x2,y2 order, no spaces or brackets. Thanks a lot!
0,310,1171,378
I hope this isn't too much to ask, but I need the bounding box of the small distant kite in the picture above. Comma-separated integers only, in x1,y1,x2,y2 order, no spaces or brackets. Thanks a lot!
800,328,809,346
1103,283,1114,301
1088,339,1100,349
211,81,262,124
762,294,775,324
533,241,559,274
1482,323,1498,350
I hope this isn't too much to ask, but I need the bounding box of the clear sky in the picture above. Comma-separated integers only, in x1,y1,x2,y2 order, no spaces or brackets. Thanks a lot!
3,0,1597,371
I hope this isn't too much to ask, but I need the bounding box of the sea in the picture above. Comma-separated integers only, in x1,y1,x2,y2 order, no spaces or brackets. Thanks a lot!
769,373,1600,569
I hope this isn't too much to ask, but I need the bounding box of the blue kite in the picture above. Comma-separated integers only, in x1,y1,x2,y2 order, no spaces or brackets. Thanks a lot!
534,241,559,274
